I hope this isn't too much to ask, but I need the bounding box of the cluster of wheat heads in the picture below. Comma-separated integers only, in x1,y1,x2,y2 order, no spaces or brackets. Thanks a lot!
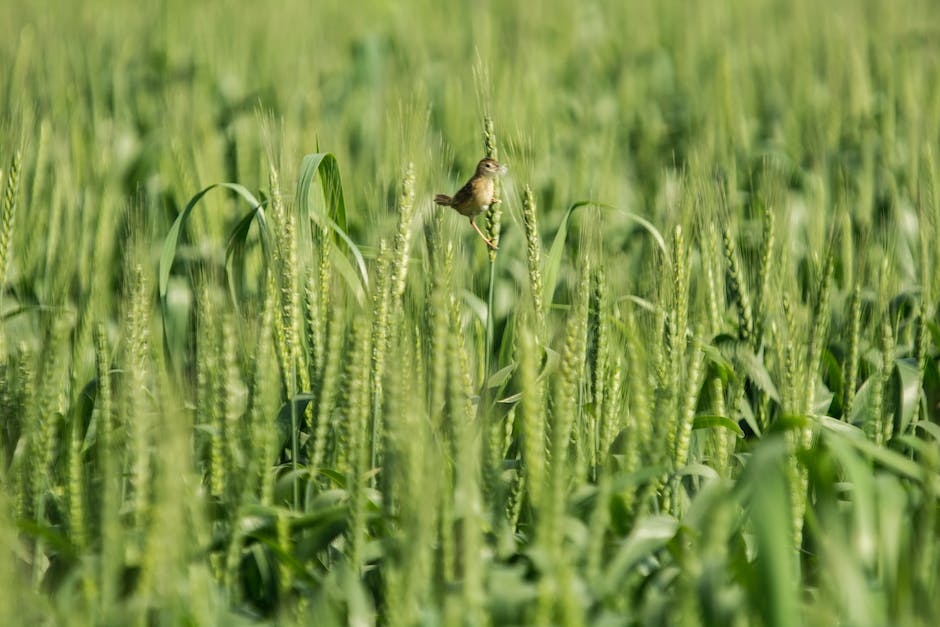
1,113,939,624
2,0,940,624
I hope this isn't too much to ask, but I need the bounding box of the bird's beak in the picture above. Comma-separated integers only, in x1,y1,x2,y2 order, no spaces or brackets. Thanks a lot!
498,164,508,175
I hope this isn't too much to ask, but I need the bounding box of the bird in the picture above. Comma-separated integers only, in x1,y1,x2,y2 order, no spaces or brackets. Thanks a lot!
434,157,507,249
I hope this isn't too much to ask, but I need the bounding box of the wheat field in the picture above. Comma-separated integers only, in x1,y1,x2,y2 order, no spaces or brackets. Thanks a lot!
2,0,940,625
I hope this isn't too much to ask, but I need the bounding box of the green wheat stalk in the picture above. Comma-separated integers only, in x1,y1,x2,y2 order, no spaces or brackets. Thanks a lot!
0,150,20,290
370,238,392,474
345,316,373,573
587,267,610,476
519,322,546,512
94,326,120,611
311,302,344,473
247,283,278,504
723,227,755,347
842,285,862,420
755,201,776,347
123,263,153,530
0,150,21,356
482,115,502,256
521,185,544,326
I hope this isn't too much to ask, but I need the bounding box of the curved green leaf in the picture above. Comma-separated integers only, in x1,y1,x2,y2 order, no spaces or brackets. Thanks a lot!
294,152,369,293
603,514,679,593
543,201,667,307
543,201,590,309
914,420,940,443
738,437,800,627
735,348,780,403
325,214,370,293
461,289,488,327
850,377,875,426
487,362,516,388
295,152,347,235
329,240,368,304
158,182,264,371
225,199,272,310
773,414,812,432
677,462,720,480
693,414,745,438
275,393,317,450
700,344,738,384
159,182,262,304
73,377,99,453
894,358,921,435
615,294,658,312
824,427,927,483
817,415,866,438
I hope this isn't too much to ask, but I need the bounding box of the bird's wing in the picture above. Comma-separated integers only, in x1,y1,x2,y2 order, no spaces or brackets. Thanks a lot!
449,179,476,209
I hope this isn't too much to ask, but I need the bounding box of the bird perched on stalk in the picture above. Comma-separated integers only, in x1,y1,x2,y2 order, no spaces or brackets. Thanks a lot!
434,157,507,249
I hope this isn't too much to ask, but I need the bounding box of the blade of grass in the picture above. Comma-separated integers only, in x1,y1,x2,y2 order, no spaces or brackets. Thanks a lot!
159,182,265,371
544,201,667,307
294,152,369,295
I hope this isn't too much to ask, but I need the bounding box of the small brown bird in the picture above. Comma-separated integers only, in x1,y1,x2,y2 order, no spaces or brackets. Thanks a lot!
434,157,507,249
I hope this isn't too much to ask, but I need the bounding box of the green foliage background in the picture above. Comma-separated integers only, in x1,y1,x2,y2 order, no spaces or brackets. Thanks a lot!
2,0,940,624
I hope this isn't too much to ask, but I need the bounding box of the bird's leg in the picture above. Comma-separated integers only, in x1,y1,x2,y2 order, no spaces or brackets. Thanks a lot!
469,217,498,250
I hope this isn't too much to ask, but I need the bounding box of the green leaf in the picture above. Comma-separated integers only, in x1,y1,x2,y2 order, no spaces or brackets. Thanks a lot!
813,382,835,416
158,182,264,371
73,377,99,453
461,289,488,327
928,321,940,352
738,437,800,627
914,420,940,443
700,343,738,384
610,464,666,491
294,152,369,299
16,518,77,558
254,535,317,584
487,362,516,388
736,348,780,403
817,415,867,438
893,434,935,458
677,462,720,480
850,377,875,426
538,344,561,382
329,240,369,304
295,152,347,236
274,393,317,450
822,434,878,563
159,182,262,305
497,312,517,376
603,515,679,593
693,414,745,438
487,564,539,611
543,201,586,309
614,293,658,312
543,201,666,307
314,468,349,488
341,564,375,627
826,427,928,484
224,199,272,312
774,414,812,432
893,358,921,435
821,349,844,411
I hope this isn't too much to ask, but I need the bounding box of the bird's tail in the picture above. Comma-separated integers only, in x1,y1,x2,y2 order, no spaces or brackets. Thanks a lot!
434,194,452,206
